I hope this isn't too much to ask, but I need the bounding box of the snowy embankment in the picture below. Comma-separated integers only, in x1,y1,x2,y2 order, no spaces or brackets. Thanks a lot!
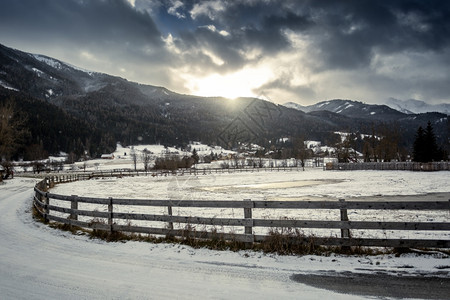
1,171,449,299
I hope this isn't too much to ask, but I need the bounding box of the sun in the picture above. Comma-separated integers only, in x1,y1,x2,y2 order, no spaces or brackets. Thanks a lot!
185,67,273,100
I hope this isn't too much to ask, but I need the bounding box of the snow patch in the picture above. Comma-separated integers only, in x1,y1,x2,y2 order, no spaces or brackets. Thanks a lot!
64,62,96,76
0,79,19,91
46,89,54,97
189,142,236,157
344,103,354,109
32,54,63,69
31,67,45,77
32,53,96,76
317,102,326,108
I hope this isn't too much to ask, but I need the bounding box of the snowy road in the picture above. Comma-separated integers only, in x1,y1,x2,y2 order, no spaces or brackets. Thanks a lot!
0,178,358,299
1,177,449,299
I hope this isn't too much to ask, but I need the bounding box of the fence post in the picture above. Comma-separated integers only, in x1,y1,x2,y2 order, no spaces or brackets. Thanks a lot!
43,192,50,223
108,197,113,232
339,199,350,239
243,199,254,247
70,195,78,221
167,205,174,231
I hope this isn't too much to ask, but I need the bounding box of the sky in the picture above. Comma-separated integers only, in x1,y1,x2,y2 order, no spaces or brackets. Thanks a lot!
1,0,450,106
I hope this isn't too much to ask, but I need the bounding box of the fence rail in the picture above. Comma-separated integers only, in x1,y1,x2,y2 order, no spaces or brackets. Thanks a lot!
33,165,308,181
326,161,450,171
32,174,450,249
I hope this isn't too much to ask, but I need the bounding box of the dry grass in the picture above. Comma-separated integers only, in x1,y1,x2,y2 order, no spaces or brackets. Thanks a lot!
32,205,47,223
258,227,320,255
32,211,392,255
32,207,394,256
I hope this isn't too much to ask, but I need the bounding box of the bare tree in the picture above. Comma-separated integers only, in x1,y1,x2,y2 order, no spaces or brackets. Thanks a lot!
141,150,151,172
131,149,138,171
293,136,310,171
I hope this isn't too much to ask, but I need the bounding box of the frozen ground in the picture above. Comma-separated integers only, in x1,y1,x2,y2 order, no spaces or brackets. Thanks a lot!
1,171,449,299
51,168,450,200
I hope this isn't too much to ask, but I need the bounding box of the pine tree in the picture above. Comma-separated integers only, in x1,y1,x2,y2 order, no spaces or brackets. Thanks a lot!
413,121,440,162
424,121,439,162
412,126,426,162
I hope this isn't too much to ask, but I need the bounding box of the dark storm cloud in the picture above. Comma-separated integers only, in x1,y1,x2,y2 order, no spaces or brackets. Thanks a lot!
202,0,450,103
153,0,315,74
301,0,450,70
187,0,450,70
0,0,162,46
0,0,449,104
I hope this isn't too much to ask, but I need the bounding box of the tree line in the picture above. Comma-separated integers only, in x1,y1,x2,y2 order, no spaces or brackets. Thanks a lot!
1,87,448,169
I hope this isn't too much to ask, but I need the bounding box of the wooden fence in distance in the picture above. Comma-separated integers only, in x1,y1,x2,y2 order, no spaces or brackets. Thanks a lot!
33,176,450,249
325,161,450,171
37,166,306,182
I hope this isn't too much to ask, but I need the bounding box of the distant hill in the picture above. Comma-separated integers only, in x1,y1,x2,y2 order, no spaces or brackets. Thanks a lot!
386,98,450,115
284,99,408,121
1,43,448,160
284,99,449,150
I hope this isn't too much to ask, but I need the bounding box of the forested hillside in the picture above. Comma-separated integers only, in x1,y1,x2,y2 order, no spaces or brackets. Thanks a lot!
0,43,448,162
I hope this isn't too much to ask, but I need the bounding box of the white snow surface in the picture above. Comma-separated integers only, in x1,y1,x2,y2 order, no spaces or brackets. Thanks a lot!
51,169,450,200
1,172,449,299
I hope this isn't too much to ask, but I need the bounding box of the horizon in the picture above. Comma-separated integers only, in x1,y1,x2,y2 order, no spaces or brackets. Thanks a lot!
1,0,450,106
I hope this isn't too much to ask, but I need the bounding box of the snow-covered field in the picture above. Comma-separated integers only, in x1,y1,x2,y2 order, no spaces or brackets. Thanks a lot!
1,171,449,299
50,169,450,240
51,168,450,200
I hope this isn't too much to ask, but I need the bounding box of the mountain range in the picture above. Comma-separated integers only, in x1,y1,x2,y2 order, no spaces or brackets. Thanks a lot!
284,100,407,120
385,98,450,115
0,43,448,160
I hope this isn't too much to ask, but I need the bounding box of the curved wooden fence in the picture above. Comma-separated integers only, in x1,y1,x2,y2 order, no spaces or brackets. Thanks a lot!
33,174,450,249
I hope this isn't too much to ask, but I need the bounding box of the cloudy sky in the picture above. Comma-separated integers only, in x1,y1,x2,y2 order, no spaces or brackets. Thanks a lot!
1,0,450,105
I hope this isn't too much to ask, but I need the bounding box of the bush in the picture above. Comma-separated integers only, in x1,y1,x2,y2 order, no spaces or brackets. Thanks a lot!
153,155,194,170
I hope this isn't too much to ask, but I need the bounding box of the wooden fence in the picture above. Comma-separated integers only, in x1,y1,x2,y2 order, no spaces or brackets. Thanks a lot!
90,166,305,177
325,161,450,171
34,166,307,182
33,176,450,249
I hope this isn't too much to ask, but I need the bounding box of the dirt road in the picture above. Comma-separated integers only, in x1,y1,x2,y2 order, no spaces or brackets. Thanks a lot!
292,270,450,299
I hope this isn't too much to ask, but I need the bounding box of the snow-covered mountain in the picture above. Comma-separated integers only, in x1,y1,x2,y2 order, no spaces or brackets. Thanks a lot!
1,43,449,159
0,43,176,102
386,98,450,115
284,99,405,121
283,102,307,111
